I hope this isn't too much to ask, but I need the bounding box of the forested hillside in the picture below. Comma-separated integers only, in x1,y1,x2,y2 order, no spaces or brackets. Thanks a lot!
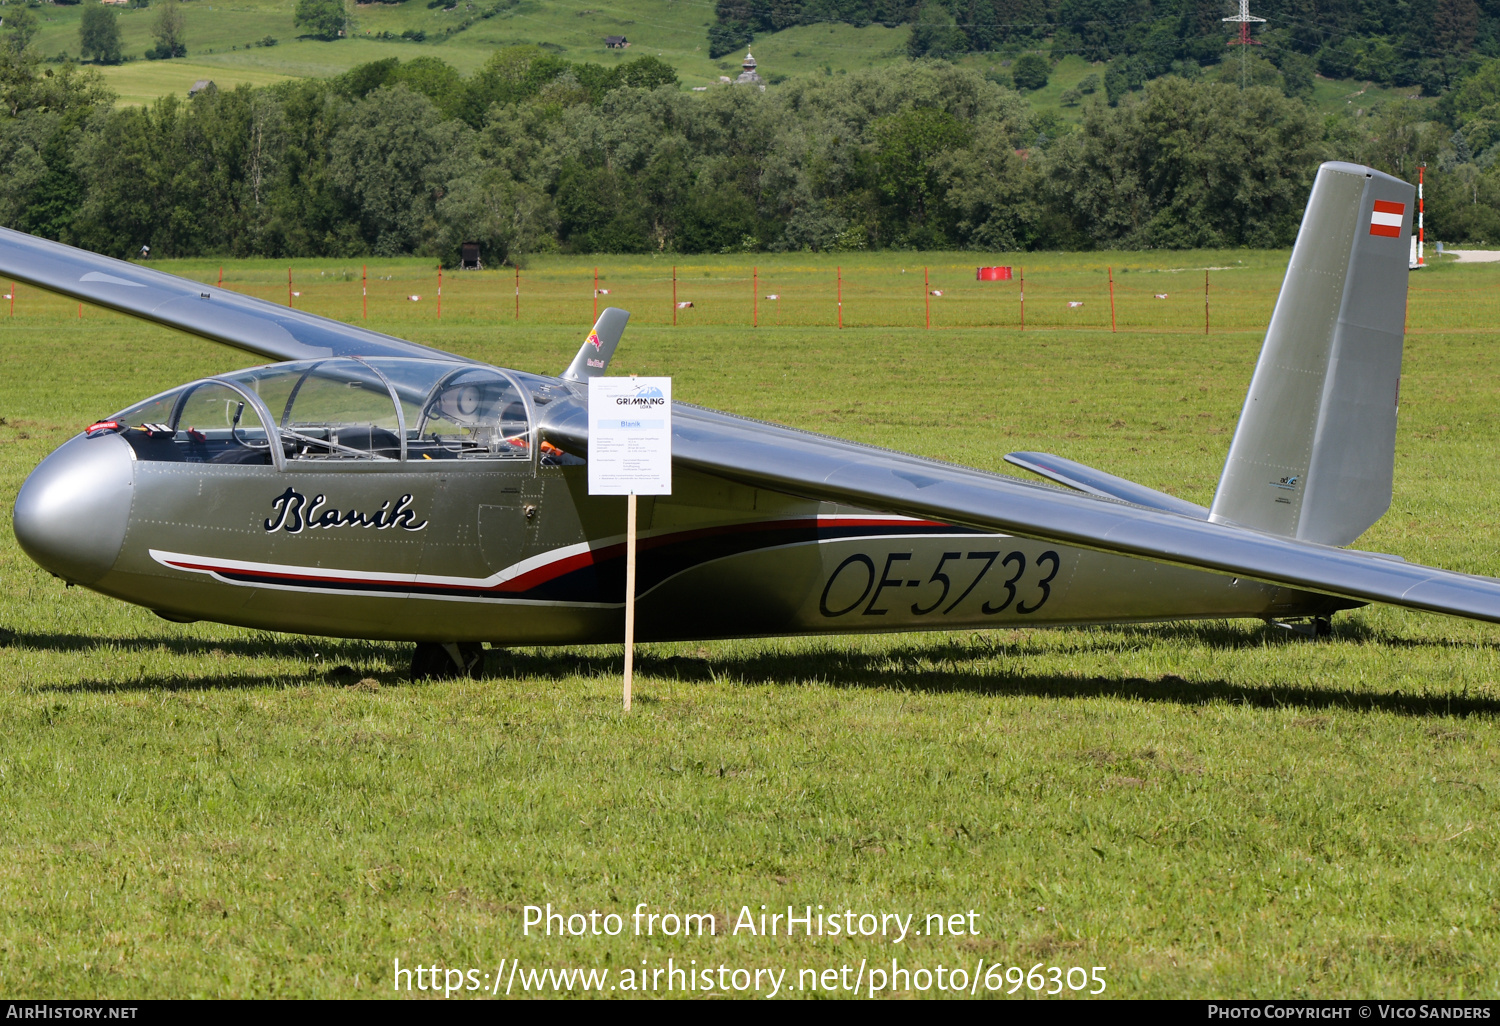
713,0,1493,94
3,7,1500,260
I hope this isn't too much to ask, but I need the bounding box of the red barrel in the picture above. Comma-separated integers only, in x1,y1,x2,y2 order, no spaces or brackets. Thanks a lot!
977,266,1013,281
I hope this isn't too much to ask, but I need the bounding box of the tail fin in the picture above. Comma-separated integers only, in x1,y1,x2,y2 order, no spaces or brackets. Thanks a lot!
561,307,630,382
1209,161,1413,547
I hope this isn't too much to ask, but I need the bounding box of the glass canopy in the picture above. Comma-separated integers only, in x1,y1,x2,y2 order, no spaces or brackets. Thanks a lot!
107,358,550,466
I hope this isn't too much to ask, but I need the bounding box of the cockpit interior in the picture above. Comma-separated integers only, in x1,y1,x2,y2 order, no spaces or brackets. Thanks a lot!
96,358,578,467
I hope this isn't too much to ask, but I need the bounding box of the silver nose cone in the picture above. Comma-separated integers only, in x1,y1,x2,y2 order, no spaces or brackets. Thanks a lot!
14,432,134,585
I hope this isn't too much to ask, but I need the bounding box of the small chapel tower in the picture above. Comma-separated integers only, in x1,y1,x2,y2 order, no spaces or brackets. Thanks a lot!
734,50,765,91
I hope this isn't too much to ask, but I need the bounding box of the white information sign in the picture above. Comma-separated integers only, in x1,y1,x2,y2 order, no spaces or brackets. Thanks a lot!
588,377,672,496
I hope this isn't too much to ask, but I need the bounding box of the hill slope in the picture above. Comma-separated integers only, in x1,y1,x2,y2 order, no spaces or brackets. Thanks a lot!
23,0,1412,117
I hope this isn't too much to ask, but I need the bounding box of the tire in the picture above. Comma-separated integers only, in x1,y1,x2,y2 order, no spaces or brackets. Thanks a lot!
410,642,486,680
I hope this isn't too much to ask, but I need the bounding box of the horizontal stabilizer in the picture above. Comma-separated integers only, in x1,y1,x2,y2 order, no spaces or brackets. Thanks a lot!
562,308,630,381
1005,452,1209,520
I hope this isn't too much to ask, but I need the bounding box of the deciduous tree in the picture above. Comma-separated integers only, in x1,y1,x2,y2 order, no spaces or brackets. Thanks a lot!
149,0,187,60
79,6,123,65
294,0,347,42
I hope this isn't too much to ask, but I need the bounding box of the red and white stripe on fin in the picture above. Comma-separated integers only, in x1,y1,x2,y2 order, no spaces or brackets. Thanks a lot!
1369,200,1405,238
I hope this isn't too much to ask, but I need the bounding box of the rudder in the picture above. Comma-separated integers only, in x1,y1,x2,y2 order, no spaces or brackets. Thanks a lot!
1210,161,1413,547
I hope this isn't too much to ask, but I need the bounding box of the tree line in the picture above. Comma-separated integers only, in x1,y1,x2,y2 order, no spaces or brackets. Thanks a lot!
3,34,1500,261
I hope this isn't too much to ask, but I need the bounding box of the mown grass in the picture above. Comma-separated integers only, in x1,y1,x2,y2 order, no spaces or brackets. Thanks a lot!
0,251,1497,998
92,246,1495,335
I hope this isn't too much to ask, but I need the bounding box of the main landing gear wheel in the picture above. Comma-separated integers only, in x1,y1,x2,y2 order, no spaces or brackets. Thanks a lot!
1270,615,1334,640
410,642,485,680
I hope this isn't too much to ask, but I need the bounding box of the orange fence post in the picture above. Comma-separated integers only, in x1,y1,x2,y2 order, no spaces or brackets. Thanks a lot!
78,303,82,319
1204,270,1210,336
218,266,223,287
288,267,293,307
1108,266,1116,333
753,266,758,328
837,266,842,329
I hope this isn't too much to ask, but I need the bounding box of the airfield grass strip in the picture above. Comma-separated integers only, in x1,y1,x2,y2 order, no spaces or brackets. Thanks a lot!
0,251,1495,998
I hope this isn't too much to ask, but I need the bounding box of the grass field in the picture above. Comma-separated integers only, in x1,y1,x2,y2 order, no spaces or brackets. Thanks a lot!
25,0,907,96
0,250,1497,998
57,246,1494,336
21,0,1412,115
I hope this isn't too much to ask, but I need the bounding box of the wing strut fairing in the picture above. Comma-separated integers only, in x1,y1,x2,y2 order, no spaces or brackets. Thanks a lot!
0,226,464,365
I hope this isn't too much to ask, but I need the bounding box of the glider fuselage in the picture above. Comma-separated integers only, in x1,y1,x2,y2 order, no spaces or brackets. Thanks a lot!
16,392,1351,645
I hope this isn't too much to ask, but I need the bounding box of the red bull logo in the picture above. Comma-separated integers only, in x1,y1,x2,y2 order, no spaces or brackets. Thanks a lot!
585,330,602,350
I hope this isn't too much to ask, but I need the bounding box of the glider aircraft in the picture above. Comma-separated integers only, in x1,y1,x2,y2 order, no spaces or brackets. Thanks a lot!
6,161,1498,678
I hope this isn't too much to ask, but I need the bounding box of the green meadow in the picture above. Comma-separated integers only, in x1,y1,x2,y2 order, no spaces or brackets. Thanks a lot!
22,0,1410,115
0,250,1497,998
27,0,909,97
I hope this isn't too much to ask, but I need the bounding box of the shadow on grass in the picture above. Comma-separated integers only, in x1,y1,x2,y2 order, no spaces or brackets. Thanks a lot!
493,646,1500,719
3,617,1484,662
1115,618,1495,651
0,628,398,662
34,666,414,695
11,623,1500,717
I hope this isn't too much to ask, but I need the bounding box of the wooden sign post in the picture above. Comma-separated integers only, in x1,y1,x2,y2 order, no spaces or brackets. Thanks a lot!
588,376,673,711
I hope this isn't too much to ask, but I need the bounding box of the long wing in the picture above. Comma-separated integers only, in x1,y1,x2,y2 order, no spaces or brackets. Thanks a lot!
0,227,465,364
611,403,1500,624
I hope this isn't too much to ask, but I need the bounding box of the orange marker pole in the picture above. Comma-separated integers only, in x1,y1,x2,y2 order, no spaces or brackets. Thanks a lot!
288,267,293,307
925,266,930,329
837,266,842,329
1204,270,1210,336
672,266,677,326
514,266,520,321
78,303,82,319
437,264,442,320
594,267,598,319
753,266,758,328
9,283,14,317
218,266,223,287
1019,266,1025,332
1108,266,1116,333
